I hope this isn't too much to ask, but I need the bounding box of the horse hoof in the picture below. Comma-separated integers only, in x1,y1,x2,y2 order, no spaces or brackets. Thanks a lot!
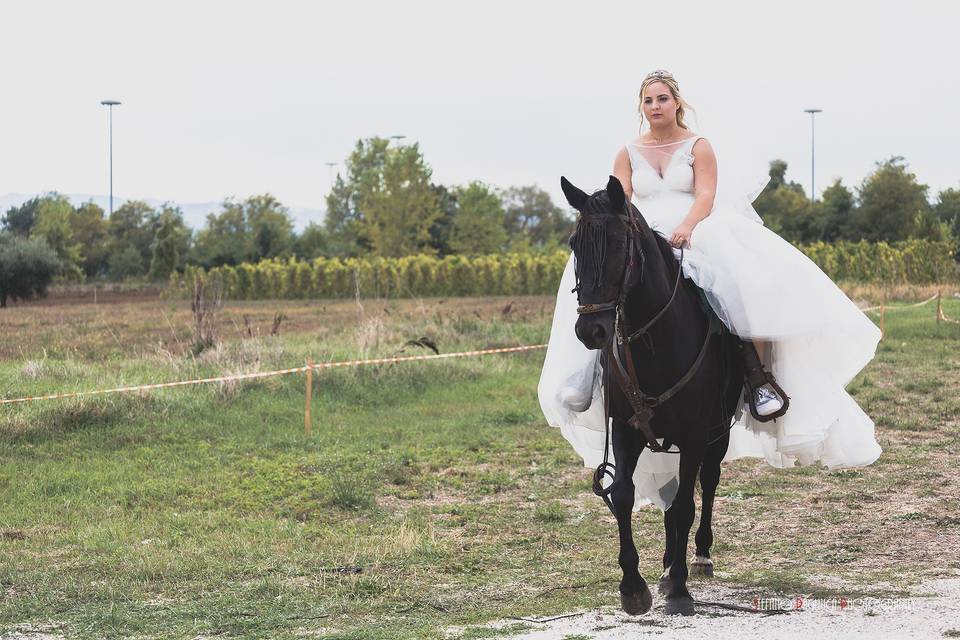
664,595,695,616
620,586,653,616
690,556,714,577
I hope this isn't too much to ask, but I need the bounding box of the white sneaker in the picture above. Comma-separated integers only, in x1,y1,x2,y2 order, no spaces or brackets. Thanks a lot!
753,384,784,417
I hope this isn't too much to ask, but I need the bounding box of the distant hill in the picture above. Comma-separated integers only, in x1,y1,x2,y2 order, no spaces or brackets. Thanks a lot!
0,193,325,232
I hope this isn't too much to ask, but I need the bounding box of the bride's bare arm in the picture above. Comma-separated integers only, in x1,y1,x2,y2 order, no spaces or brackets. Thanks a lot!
613,147,633,203
683,139,718,226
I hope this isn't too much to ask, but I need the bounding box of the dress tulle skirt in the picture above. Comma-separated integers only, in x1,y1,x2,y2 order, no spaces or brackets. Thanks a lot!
538,181,883,511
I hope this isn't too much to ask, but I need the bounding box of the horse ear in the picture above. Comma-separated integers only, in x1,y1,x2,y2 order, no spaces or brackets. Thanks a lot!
560,176,589,211
606,175,626,210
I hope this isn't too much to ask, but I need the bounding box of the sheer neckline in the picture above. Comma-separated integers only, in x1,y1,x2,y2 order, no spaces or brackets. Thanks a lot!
630,135,699,149
627,135,703,182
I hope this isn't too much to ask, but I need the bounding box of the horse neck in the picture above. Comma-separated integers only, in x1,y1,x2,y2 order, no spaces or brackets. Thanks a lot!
623,223,705,359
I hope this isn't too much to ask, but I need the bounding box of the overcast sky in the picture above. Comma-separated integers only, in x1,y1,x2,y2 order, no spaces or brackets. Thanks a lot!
2,0,956,221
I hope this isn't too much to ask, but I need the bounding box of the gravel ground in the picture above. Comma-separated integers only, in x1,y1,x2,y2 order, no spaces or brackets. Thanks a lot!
463,574,960,640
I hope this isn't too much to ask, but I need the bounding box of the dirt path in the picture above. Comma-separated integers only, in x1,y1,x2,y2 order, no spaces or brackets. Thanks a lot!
465,574,960,639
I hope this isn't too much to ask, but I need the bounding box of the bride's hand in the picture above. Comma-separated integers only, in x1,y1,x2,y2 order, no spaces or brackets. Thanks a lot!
670,223,695,248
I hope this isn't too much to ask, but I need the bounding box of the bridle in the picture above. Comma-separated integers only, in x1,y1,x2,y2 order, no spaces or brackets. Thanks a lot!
571,199,731,512
574,204,683,353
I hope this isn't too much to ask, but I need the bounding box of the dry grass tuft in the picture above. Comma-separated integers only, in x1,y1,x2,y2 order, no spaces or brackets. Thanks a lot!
21,360,46,379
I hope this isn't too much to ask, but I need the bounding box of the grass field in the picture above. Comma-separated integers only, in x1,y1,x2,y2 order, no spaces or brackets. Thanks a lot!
1,287,959,639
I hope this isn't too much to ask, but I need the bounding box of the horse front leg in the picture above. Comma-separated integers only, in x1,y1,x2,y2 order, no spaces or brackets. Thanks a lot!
664,446,705,616
608,421,651,615
659,507,676,594
692,433,729,577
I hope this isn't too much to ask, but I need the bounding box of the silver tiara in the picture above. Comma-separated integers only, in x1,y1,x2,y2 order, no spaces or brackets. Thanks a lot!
644,69,675,82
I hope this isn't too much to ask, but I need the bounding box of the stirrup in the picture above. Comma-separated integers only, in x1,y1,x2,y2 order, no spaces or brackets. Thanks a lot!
738,340,789,422
743,369,789,422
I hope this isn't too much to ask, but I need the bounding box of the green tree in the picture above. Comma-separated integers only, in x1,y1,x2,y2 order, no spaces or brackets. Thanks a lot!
324,174,363,257
109,200,159,268
189,195,292,267
191,205,248,267
762,188,814,243
753,164,811,242
448,181,507,255
0,233,61,307
324,138,391,257
819,178,856,241
361,142,442,256
326,137,442,257
292,222,330,260
149,206,191,280
427,184,458,256
766,159,788,190
934,187,960,239
108,246,146,280
244,194,294,260
73,201,111,278
32,193,83,280
909,209,950,241
853,156,931,242
501,185,572,251
2,197,41,236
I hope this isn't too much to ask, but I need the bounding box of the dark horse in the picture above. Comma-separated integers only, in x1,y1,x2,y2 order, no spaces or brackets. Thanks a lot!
561,174,745,616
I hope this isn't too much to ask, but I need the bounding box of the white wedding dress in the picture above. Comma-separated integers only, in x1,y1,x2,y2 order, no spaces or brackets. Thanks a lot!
538,134,883,511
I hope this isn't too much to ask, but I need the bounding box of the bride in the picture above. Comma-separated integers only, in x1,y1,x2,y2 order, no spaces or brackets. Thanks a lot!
538,69,883,510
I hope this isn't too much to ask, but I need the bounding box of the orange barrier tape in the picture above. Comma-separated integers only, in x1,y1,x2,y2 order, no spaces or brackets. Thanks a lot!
0,344,547,406
861,293,938,313
939,308,960,325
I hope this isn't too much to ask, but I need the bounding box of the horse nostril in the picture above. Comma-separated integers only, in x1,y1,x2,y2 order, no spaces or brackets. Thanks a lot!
591,323,607,345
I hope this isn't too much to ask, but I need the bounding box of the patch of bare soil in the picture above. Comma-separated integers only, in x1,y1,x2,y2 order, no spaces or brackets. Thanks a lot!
0,623,67,640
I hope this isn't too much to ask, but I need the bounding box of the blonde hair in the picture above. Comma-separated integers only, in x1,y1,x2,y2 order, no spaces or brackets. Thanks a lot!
638,70,697,131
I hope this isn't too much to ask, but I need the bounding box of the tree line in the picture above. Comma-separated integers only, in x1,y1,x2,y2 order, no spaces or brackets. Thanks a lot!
0,137,572,306
755,156,959,245
1,135,958,306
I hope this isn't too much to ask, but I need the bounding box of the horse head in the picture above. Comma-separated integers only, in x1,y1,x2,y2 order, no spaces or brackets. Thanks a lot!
561,175,650,350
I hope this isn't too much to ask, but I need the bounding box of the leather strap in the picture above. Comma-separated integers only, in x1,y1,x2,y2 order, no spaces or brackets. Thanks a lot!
623,246,684,345
608,310,723,452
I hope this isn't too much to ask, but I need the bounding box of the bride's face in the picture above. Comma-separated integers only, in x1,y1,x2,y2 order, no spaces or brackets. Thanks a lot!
641,81,678,126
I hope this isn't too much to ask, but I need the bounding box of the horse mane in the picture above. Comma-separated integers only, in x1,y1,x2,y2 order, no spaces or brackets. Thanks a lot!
573,191,683,292
650,228,681,271
625,202,682,282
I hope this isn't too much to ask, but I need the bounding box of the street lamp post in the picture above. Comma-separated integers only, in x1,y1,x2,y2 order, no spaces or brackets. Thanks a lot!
100,100,121,215
803,108,822,202
389,134,406,146
325,161,337,187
